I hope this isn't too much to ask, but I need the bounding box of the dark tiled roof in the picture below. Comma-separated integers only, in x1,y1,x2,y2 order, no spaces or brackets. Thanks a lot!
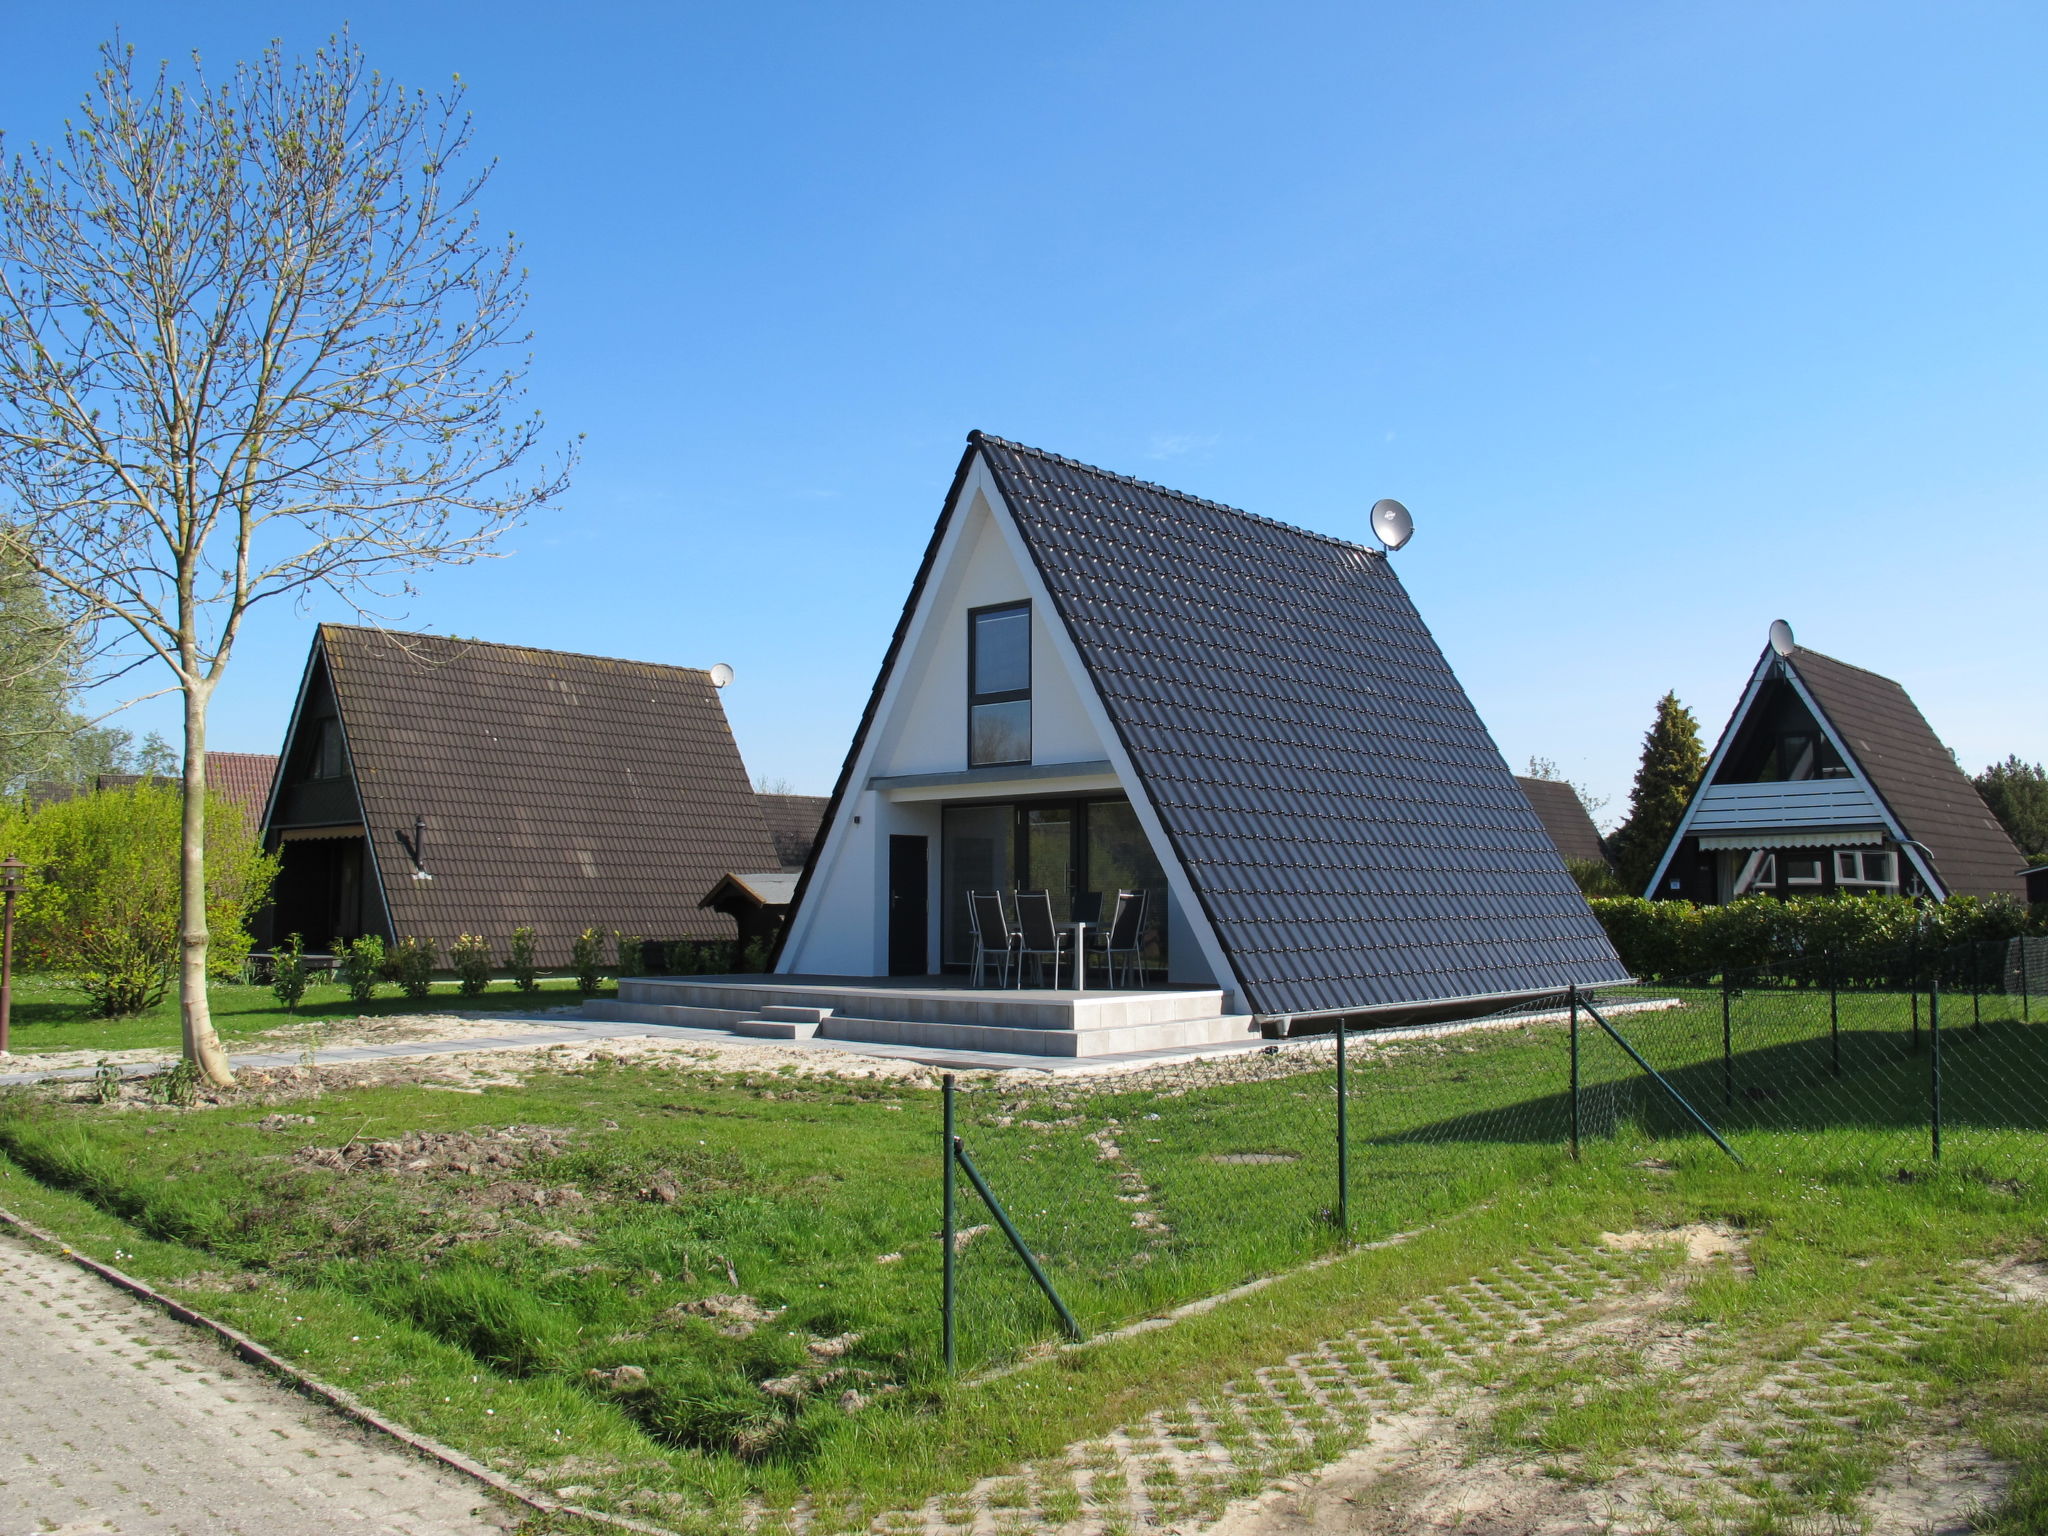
313,625,777,958
1787,646,2026,900
970,433,1628,1016
1514,777,1609,865
757,793,828,871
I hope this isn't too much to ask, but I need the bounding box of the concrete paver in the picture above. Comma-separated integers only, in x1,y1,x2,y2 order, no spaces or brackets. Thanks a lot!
0,1232,516,1535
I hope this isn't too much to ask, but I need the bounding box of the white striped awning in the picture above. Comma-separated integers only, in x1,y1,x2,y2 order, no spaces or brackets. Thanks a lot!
1698,828,1882,850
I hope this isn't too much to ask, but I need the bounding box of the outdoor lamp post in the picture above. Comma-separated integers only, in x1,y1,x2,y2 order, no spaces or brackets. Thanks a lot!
0,855,23,1056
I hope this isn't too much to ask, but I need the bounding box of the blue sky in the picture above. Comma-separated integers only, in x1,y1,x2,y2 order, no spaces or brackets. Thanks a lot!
5,2,2045,821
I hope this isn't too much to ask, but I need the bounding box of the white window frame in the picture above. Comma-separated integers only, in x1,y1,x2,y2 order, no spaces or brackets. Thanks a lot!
1834,849,1898,887
1782,855,1825,886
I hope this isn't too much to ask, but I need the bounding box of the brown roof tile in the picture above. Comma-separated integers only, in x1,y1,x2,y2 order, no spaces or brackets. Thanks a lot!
1513,777,1608,865
756,793,828,871
1788,646,2026,900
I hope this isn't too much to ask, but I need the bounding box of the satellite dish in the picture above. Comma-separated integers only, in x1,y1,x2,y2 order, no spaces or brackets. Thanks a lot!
1369,498,1413,552
708,662,735,689
1768,620,1795,658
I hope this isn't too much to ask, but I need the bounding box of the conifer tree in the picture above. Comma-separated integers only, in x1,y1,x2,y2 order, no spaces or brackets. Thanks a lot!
1611,692,1706,896
1974,756,2048,860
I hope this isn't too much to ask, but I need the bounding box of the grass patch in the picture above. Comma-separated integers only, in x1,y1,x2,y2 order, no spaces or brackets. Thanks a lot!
0,987,2043,1531
0,973,605,1057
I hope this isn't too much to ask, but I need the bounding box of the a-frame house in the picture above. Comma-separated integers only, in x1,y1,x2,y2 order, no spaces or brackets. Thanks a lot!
260,625,779,962
775,433,1627,1024
1646,625,2026,904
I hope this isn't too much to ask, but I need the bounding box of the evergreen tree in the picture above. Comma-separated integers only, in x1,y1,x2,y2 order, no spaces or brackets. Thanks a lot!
1611,692,1706,895
1975,756,2048,860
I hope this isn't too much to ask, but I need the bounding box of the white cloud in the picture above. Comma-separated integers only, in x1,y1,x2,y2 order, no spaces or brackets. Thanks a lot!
1144,432,1220,460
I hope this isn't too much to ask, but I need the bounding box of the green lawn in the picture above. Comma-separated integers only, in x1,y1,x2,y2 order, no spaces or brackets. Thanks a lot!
0,988,2042,1532
0,973,606,1057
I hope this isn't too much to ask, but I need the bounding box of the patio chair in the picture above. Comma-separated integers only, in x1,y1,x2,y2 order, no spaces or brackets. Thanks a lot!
1094,889,1148,989
1012,889,1072,989
967,891,1018,988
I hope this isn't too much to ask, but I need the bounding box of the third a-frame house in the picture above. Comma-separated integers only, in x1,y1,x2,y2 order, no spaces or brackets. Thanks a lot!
777,433,1627,1024
1647,625,2027,904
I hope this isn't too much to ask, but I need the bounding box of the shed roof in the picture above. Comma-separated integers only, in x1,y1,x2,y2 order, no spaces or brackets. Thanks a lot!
948,434,1627,1015
305,625,777,953
1784,646,2026,900
1513,777,1608,866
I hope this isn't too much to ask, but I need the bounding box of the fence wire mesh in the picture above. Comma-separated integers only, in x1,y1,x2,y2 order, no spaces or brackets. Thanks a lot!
938,938,2048,1369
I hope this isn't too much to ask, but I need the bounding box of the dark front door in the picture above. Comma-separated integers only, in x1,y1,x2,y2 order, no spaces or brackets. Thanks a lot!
887,835,929,976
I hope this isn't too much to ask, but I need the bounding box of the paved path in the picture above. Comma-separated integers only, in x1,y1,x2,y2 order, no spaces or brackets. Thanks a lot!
0,1232,515,1535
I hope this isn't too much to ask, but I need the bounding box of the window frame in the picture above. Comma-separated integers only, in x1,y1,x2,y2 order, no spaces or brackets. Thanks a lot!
966,600,1033,768
1834,848,1899,886
1782,855,1825,886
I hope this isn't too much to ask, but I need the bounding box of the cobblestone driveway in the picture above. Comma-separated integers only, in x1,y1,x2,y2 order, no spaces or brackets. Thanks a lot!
0,1232,516,1535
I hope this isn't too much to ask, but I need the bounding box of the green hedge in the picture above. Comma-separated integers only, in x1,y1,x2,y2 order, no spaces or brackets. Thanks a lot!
1588,893,2048,981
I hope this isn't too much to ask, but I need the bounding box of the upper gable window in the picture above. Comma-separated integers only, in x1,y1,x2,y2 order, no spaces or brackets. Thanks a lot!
968,602,1031,767
309,719,345,780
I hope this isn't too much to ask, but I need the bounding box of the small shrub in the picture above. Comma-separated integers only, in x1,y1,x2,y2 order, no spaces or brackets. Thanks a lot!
613,932,645,979
149,1058,200,1106
572,927,605,992
335,934,384,1004
737,936,772,974
92,1059,121,1104
390,936,437,1000
508,926,540,992
451,933,492,997
270,933,310,1013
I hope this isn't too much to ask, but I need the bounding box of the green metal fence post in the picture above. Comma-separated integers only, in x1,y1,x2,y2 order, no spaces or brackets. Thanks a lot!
1929,981,1942,1164
2025,937,2033,1023
1336,1017,1350,1236
1828,954,1841,1078
1972,941,1982,1027
1582,997,1744,1166
952,1140,1084,1342
1568,985,1581,1160
1911,982,1921,1053
942,1072,957,1372
1720,972,1734,1111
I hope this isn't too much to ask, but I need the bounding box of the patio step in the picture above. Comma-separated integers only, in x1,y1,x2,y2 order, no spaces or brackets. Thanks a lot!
613,977,1228,1033
815,1010,1258,1058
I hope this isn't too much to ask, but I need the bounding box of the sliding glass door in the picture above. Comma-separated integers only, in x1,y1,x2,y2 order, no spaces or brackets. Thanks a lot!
939,797,1169,976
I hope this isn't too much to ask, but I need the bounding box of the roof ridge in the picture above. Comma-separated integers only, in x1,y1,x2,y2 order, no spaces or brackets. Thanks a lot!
969,431,1385,560
1787,644,1909,692
317,622,715,678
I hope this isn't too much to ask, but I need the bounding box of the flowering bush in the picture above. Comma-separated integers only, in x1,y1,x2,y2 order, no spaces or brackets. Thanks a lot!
451,933,492,996
508,926,540,992
572,927,605,992
390,936,436,1000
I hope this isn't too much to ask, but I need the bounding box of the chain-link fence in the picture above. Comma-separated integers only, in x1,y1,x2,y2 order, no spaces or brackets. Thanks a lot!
930,937,2048,1370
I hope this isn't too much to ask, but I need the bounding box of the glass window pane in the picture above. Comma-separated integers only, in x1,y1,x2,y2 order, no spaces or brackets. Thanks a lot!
969,700,1031,766
1023,806,1075,922
972,607,1030,697
1085,800,1170,968
942,805,1012,966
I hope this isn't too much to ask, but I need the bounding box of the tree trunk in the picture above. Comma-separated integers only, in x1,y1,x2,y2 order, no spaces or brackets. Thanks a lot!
180,682,235,1087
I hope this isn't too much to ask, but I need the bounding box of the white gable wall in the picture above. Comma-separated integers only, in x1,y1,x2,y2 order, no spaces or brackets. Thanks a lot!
867,487,1109,777
779,458,1240,1005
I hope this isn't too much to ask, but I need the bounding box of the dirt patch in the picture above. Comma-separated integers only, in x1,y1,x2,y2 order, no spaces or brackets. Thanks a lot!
292,1125,572,1174
1204,1151,1301,1165
1863,1435,2012,1535
668,1293,783,1338
1601,1221,1749,1267
1972,1255,2048,1305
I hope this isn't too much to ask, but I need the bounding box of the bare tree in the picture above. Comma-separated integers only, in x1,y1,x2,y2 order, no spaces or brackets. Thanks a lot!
0,35,569,1083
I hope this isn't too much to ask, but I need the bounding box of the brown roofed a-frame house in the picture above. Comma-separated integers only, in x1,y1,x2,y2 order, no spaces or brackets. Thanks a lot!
260,625,778,960
1649,624,2026,904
